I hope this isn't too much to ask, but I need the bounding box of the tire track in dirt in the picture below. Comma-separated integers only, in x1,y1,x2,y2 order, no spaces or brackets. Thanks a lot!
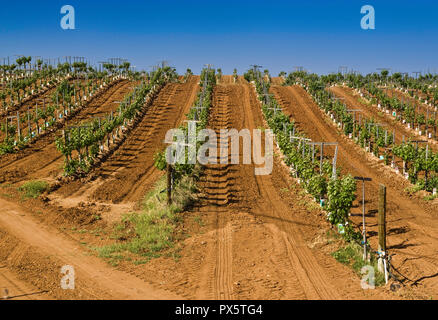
0,267,51,300
0,198,181,299
0,79,133,184
195,85,235,299
215,215,234,299
53,77,200,207
272,84,438,293
195,83,368,300
241,83,342,299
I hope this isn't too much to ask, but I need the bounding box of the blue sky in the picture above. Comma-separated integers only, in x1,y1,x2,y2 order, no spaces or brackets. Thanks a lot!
0,0,437,75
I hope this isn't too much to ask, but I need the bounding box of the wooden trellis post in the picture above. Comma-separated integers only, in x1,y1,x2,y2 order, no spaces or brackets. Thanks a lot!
167,164,173,205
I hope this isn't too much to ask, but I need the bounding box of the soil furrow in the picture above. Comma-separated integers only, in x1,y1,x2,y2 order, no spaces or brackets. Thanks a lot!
194,82,386,300
329,86,438,152
272,84,438,293
0,79,133,184
52,77,200,209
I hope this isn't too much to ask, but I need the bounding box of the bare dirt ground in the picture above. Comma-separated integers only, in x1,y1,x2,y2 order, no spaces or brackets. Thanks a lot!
0,76,432,300
0,197,180,299
272,84,438,298
113,80,397,300
51,76,200,219
270,77,285,85
185,81,388,299
0,77,200,299
0,264,52,300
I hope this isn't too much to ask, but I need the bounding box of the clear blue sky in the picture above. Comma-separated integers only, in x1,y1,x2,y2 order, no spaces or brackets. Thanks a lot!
0,0,437,76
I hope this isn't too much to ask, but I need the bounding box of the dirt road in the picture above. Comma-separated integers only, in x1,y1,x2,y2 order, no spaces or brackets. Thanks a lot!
0,197,180,299
187,81,389,299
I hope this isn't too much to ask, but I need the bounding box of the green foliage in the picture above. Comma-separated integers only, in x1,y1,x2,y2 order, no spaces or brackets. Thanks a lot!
307,175,328,199
18,180,48,199
166,67,215,183
55,67,176,176
327,175,357,225
332,242,386,287
153,150,167,171
94,175,196,264
251,67,358,240
297,70,438,194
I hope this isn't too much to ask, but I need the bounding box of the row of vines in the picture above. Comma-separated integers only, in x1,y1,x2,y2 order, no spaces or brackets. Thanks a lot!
246,68,360,241
54,67,177,176
285,72,438,193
